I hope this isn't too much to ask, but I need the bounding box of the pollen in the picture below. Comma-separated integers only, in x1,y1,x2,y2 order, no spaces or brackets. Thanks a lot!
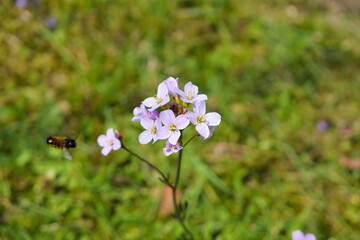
106,139,115,146
197,115,206,123
185,91,194,100
149,126,157,134
168,123,177,132
154,96,163,105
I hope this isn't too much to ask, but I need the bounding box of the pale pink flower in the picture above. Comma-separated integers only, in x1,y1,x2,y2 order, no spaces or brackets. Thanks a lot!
163,141,183,156
175,81,207,103
292,230,316,240
186,100,221,139
157,110,190,145
97,128,121,156
143,82,170,111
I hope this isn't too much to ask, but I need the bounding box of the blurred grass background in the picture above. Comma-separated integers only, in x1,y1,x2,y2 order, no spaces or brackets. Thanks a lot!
1,0,360,239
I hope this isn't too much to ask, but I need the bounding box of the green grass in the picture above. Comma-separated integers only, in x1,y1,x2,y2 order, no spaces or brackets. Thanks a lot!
1,0,360,239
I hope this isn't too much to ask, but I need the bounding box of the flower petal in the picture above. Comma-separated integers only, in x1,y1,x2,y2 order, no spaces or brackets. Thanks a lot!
205,112,221,126
97,135,108,147
292,230,305,240
304,234,316,240
139,131,153,144
140,117,154,129
168,131,180,145
112,139,121,150
106,128,115,139
194,100,206,115
185,112,197,125
196,123,210,139
195,94,208,101
101,146,112,156
174,115,190,130
157,126,171,140
157,82,169,98
159,109,175,125
143,97,155,108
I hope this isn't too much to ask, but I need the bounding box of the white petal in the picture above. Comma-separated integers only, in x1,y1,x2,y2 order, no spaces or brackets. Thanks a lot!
157,127,171,140
184,82,193,92
168,131,180,145
205,112,221,126
194,100,206,115
159,109,175,125
139,131,153,144
106,128,115,139
196,123,210,139
174,115,190,130
157,82,169,98
101,146,112,156
185,112,197,125
292,230,305,240
161,94,170,106
140,117,154,129
143,97,155,108
112,139,121,150
97,135,108,147
195,94,208,101
304,234,316,240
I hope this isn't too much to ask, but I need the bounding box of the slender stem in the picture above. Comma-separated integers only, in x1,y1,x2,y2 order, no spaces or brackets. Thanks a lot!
171,136,194,239
183,133,198,148
121,143,170,184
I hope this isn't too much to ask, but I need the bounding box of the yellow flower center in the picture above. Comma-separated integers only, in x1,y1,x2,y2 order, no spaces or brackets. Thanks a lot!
185,90,194,100
169,123,177,132
197,115,206,123
149,126,157,134
154,96,163,105
107,139,115,146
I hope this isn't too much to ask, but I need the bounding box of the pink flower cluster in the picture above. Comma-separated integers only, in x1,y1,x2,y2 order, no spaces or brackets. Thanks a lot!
133,77,221,156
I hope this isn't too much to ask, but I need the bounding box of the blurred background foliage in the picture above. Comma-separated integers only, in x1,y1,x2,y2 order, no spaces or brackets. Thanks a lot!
1,0,360,239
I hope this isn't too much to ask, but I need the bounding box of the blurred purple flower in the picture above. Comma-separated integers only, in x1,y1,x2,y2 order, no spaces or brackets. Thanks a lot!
15,0,27,8
292,230,316,240
316,120,328,132
45,17,58,29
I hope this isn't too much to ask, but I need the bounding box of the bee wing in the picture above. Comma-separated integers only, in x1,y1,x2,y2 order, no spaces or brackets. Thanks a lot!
63,149,73,160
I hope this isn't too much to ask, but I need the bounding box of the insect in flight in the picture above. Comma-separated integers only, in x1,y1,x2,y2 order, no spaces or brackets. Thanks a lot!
46,136,76,160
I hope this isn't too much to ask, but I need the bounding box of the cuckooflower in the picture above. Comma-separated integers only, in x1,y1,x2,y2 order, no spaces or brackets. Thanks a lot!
97,128,121,156
175,81,207,104
162,77,179,95
139,117,162,144
292,230,316,240
157,110,190,145
186,100,221,139
132,104,159,122
163,141,183,156
143,82,170,111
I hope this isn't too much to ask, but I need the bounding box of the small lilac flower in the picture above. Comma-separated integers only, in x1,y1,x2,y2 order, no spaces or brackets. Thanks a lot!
292,230,316,240
175,81,208,104
138,117,162,144
316,120,328,132
15,0,27,8
143,82,170,111
162,76,179,95
132,104,159,122
97,128,121,156
163,141,183,156
186,101,221,139
45,17,57,29
157,110,190,145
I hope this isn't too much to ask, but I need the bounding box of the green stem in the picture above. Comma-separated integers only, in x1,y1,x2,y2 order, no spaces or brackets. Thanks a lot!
171,136,194,239
121,143,170,184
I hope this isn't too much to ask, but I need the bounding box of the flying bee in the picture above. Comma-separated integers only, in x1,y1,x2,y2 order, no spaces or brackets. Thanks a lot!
46,136,76,160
